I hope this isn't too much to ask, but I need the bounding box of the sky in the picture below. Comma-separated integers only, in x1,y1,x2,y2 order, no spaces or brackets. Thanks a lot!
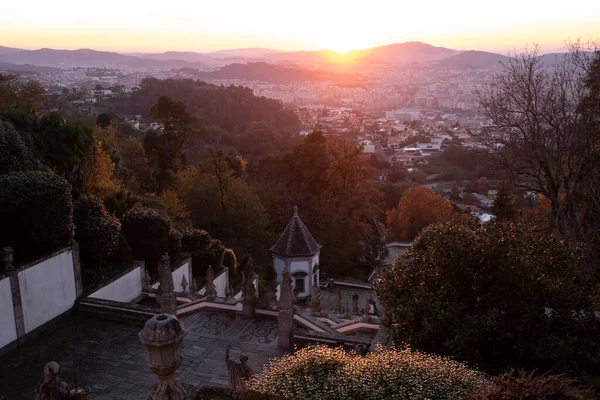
2,0,600,54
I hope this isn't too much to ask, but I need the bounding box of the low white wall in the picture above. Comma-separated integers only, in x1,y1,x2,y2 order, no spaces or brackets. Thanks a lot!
89,265,143,303
214,268,229,298
0,277,17,349
18,249,76,334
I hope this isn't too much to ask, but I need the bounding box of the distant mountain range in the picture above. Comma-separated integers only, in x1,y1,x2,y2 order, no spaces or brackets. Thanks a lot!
0,42,572,77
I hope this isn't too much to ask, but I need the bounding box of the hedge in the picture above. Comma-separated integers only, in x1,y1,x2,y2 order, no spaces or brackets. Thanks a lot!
0,171,72,260
73,195,121,261
121,207,170,273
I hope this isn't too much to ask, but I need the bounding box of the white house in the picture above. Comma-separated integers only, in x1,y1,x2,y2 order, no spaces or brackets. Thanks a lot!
270,206,321,300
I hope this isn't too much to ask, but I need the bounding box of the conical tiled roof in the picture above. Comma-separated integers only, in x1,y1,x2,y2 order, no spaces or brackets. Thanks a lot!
270,206,322,257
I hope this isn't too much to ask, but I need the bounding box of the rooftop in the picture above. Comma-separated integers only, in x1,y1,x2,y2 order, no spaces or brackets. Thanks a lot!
270,206,321,258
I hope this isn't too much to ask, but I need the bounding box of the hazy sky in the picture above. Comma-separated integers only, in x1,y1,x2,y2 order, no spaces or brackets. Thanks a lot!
2,0,599,53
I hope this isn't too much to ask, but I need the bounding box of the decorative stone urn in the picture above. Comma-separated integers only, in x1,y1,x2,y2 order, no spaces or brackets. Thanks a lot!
139,314,188,400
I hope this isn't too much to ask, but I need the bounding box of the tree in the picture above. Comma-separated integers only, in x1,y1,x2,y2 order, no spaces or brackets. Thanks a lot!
121,208,171,275
386,186,453,241
96,113,112,129
177,154,271,258
377,220,600,376
0,117,44,174
0,74,47,112
34,112,95,192
73,195,121,262
144,96,202,193
83,142,122,200
478,45,600,256
0,171,73,262
492,182,517,220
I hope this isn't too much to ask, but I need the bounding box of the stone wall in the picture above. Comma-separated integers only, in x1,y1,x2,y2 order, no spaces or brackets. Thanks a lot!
0,276,17,349
18,248,77,334
0,245,82,354
88,262,144,303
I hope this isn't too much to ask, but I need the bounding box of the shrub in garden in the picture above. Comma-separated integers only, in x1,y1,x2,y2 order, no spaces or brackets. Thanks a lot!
121,207,170,274
168,226,182,262
248,345,485,400
181,229,211,277
462,370,595,400
181,229,211,256
0,171,72,260
0,117,44,174
377,219,600,375
73,195,121,261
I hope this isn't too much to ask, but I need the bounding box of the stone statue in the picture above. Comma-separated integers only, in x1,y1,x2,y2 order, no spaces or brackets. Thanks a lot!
225,345,253,392
143,269,152,291
334,290,342,314
205,265,217,301
319,299,328,317
310,284,319,312
344,302,351,319
157,254,177,314
34,362,71,400
352,293,360,315
362,299,371,315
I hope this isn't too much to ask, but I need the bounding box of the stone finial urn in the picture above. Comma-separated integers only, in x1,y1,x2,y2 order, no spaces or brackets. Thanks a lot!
139,314,188,400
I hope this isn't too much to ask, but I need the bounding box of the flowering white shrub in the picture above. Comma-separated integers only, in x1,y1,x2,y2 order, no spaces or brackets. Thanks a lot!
247,345,485,400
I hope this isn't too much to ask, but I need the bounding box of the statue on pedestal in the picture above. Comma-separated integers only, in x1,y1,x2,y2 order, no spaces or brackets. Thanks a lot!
225,345,253,392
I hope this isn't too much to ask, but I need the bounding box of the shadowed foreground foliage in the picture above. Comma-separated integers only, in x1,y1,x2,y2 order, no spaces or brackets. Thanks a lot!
377,219,600,376
462,370,596,400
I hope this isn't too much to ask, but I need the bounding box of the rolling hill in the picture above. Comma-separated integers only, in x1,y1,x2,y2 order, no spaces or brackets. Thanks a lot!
434,51,510,68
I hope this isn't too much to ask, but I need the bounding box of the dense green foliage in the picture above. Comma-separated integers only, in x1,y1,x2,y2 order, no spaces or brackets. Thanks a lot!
463,370,595,400
0,171,73,261
0,117,44,174
249,132,382,274
73,195,121,261
377,220,600,376
129,78,299,135
168,226,182,262
248,345,485,400
120,207,171,273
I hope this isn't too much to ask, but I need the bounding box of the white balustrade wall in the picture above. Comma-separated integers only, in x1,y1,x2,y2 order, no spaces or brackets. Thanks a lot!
88,263,144,303
0,277,17,349
18,248,76,334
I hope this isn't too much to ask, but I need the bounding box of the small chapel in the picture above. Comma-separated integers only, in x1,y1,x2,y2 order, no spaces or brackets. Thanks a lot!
269,206,321,300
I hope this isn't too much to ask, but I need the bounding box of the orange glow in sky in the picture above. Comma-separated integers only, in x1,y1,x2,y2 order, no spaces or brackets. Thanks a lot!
2,0,600,53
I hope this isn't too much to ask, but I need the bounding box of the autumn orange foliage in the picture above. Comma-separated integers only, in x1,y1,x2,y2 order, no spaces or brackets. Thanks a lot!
386,186,453,241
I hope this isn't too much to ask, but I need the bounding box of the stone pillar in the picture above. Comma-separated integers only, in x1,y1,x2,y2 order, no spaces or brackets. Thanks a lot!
205,265,217,301
3,247,25,338
310,284,319,312
139,314,187,400
277,270,295,349
157,254,177,315
242,256,256,317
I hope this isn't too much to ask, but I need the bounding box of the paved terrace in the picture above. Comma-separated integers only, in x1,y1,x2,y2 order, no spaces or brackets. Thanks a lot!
0,311,285,400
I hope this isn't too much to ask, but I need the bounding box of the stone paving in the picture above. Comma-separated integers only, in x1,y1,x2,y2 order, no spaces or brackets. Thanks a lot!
0,311,285,400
